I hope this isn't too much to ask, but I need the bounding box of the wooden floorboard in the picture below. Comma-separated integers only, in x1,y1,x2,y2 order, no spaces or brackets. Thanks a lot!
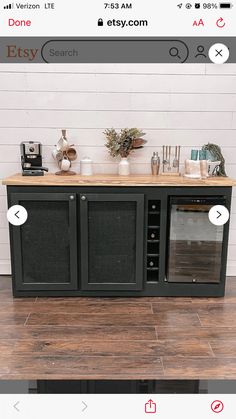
0,355,164,380
26,312,201,327
11,339,213,357
0,325,157,341
163,357,236,379
156,326,236,340
1,275,236,379
0,301,153,315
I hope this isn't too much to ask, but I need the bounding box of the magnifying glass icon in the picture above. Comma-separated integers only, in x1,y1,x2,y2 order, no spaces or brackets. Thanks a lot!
169,47,181,59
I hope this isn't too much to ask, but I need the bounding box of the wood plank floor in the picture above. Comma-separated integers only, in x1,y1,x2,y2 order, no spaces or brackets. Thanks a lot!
1,276,236,379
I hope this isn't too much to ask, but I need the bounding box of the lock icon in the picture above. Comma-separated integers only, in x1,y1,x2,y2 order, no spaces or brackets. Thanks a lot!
98,18,103,27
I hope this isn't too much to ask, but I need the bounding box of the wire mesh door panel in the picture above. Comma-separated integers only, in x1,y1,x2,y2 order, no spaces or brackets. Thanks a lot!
80,194,144,291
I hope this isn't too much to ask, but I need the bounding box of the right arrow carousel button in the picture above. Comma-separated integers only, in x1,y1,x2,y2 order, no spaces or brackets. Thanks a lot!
209,205,229,226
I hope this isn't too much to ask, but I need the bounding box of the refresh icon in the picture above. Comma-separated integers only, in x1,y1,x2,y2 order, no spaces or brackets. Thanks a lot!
216,17,226,28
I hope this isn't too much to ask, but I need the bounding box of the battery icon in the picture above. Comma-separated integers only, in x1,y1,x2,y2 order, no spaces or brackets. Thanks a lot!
219,2,233,7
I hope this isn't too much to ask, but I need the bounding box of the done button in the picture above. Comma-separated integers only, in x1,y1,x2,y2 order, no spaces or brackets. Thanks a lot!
8,18,32,27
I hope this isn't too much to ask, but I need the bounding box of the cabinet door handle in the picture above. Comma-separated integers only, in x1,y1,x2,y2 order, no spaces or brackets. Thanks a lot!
69,195,75,200
81,195,87,201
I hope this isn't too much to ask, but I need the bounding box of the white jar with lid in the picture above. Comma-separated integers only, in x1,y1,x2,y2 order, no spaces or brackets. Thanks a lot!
80,156,93,176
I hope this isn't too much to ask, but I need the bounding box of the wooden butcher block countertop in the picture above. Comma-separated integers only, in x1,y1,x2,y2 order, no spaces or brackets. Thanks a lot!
2,173,236,187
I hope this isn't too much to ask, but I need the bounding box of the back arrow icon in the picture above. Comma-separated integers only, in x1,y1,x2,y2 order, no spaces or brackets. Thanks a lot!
82,401,88,412
15,211,20,219
14,401,20,412
217,211,222,219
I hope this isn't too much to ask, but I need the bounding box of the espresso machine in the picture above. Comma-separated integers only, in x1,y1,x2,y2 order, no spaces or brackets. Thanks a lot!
20,141,48,176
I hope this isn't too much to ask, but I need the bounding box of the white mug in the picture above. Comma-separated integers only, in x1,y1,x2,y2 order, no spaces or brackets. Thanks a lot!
57,137,68,152
52,148,58,160
52,149,63,161
59,158,71,171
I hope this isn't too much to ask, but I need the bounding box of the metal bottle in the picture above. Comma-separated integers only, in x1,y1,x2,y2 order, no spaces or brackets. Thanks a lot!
151,152,160,175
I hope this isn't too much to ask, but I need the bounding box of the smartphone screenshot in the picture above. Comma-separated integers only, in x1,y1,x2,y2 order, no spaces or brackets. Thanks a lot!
0,0,236,417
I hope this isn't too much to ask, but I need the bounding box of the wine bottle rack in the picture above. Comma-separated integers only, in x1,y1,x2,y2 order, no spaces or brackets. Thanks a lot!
146,200,160,283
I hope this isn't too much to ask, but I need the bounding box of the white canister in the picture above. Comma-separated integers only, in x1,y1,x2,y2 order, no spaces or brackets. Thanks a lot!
200,160,209,179
80,157,93,176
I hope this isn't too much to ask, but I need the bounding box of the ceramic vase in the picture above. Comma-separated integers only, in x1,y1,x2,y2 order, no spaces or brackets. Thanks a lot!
118,157,130,176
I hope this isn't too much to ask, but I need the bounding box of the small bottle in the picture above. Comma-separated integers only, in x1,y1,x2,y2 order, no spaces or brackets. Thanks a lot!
151,152,160,175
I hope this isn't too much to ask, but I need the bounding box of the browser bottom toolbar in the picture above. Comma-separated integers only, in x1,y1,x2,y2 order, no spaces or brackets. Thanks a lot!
1,394,235,418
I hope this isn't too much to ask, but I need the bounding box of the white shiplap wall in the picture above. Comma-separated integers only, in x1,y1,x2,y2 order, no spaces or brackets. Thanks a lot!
0,63,236,276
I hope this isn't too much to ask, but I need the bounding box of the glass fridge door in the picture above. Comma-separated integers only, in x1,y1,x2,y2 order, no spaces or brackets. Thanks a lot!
167,197,225,284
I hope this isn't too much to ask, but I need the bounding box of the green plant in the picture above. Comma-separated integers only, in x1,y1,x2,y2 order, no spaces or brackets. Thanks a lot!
202,143,227,177
104,128,147,158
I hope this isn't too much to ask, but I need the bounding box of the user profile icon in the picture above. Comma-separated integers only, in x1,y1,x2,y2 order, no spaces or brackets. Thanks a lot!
195,45,207,58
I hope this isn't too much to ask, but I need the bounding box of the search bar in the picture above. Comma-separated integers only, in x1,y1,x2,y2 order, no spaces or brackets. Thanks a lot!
41,39,189,63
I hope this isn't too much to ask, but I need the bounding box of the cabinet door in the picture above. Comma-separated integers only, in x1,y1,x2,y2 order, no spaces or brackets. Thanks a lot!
10,193,77,291
80,194,144,291
167,197,226,284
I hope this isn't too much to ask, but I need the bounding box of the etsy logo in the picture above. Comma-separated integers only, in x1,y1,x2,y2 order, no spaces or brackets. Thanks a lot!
6,45,39,61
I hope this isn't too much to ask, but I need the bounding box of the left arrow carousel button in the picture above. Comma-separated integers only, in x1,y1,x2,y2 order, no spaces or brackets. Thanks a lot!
7,205,28,226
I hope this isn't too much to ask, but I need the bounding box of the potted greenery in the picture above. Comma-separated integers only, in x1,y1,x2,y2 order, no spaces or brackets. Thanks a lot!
104,128,147,175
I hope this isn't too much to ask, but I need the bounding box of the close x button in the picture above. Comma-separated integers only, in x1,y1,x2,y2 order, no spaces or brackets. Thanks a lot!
208,43,230,64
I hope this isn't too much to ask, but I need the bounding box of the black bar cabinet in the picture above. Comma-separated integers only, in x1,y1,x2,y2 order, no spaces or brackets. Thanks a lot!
5,182,232,298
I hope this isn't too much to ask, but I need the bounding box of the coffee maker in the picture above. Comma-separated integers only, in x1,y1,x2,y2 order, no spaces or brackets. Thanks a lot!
20,141,48,176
